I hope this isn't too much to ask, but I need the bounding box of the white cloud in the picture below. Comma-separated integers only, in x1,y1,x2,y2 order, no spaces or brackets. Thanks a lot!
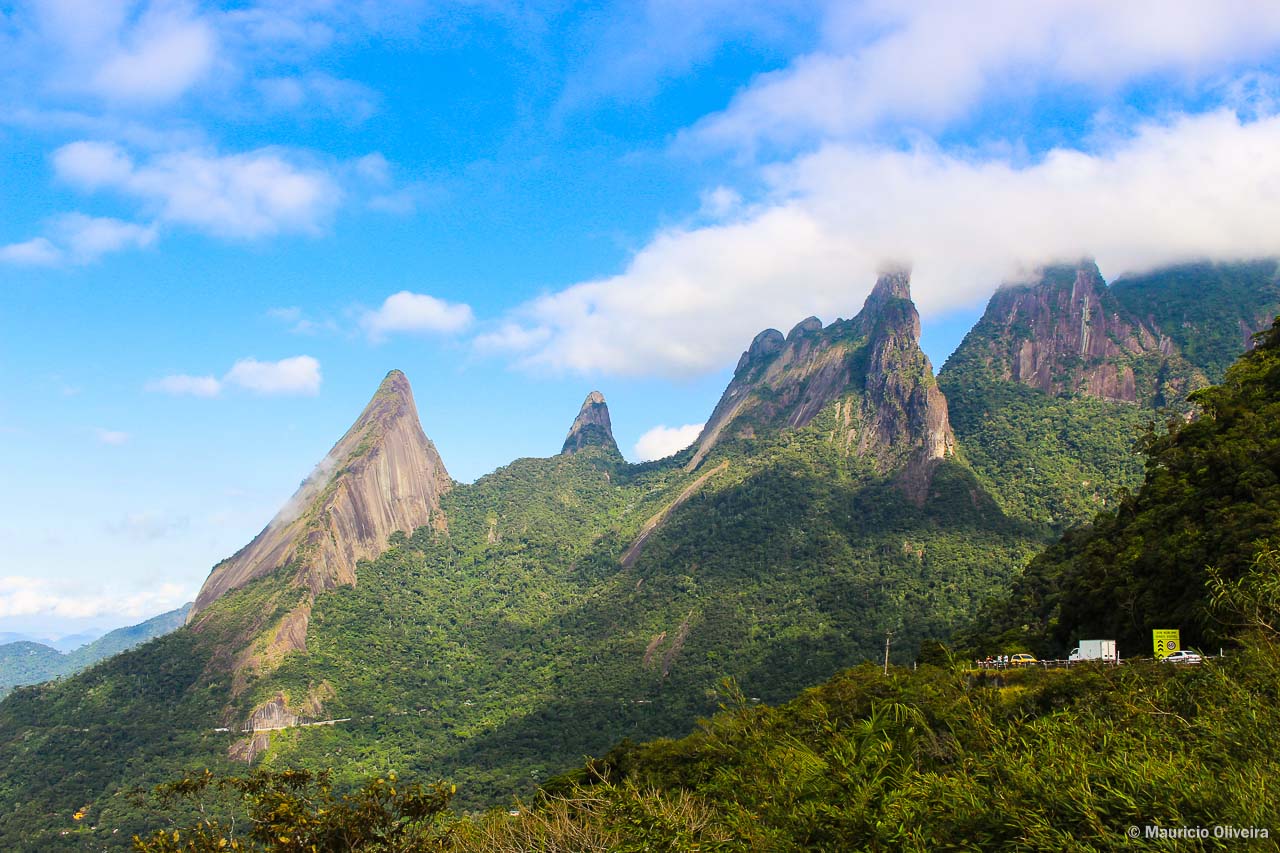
491,110,1280,377
224,355,322,396
0,214,155,267
53,141,342,238
258,73,380,122
146,355,322,397
95,428,130,445
0,575,189,620
266,306,337,335
56,212,157,260
362,291,474,340
32,0,217,104
0,237,62,266
691,1,1280,150
91,3,217,102
634,423,704,461
145,373,222,397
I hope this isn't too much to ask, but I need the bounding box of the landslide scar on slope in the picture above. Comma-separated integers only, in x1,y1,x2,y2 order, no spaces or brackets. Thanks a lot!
621,461,729,568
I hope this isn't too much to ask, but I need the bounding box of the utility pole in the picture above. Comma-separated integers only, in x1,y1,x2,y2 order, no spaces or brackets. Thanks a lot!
883,630,893,675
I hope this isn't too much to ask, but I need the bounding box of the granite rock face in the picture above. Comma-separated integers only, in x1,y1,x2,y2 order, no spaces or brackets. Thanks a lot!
979,262,1169,402
561,390,620,456
686,269,955,497
189,370,451,620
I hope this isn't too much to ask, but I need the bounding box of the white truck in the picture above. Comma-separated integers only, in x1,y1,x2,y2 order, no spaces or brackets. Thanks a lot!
1069,639,1117,663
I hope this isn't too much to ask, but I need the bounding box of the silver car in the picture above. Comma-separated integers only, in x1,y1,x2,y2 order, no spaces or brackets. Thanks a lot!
1162,650,1203,664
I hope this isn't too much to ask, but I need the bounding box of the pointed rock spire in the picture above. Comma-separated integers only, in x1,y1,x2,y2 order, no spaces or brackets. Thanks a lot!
686,268,955,488
189,369,451,619
561,391,619,455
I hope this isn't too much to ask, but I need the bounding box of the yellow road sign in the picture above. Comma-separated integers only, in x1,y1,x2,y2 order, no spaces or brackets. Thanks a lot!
1153,629,1180,659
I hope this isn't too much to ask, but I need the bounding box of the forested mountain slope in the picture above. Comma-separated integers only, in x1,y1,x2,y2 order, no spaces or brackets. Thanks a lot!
0,273,1041,849
964,314,1280,655
4,262,1277,850
939,259,1279,528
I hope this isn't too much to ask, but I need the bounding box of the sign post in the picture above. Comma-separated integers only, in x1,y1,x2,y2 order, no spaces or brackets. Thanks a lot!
1153,629,1180,659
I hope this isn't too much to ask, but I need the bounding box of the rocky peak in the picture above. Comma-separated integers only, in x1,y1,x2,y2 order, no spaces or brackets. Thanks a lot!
861,267,913,313
188,369,452,621
787,316,823,340
686,272,956,499
561,391,620,455
947,259,1186,404
735,328,785,373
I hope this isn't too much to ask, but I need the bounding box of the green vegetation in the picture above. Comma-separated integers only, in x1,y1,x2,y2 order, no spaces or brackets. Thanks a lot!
1111,259,1280,382
965,316,1280,656
135,318,1280,852
939,376,1149,527
5,268,1278,850
137,547,1280,851
0,605,191,696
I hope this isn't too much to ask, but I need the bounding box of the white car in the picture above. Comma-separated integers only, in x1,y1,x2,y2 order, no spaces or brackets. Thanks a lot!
1162,650,1203,664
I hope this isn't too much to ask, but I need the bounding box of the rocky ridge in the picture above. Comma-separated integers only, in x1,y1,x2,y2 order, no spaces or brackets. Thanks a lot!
686,270,955,500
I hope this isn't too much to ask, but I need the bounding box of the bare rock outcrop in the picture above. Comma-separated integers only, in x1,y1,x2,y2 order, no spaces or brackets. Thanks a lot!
957,260,1204,405
189,370,452,620
561,391,620,455
686,269,955,490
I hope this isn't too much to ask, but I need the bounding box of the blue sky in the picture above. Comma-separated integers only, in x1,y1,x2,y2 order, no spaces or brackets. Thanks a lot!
4,1,1280,638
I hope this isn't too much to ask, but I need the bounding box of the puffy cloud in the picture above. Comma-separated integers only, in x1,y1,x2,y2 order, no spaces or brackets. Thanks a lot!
90,2,217,102
634,423,704,461
491,110,1280,377
0,574,189,620
146,356,321,397
362,291,474,340
32,0,217,104
691,1,1280,150
224,355,322,396
145,373,222,397
53,141,341,238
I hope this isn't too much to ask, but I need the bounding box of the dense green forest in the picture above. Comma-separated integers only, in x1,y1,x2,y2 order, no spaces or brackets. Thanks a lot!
4,261,1277,850
0,403,1042,848
134,317,1280,852
963,316,1280,657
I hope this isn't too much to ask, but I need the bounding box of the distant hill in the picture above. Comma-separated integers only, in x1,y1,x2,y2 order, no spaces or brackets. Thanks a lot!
0,604,191,695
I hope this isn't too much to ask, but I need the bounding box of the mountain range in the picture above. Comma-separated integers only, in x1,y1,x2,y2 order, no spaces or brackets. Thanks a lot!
1,257,1277,849
0,605,191,697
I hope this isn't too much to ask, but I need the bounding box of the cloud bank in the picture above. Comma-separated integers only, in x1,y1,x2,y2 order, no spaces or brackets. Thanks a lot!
489,110,1280,377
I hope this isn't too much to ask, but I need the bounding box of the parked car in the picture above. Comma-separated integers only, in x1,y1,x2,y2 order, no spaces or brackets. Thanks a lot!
1009,653,1037,666
1162,650,1203,664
